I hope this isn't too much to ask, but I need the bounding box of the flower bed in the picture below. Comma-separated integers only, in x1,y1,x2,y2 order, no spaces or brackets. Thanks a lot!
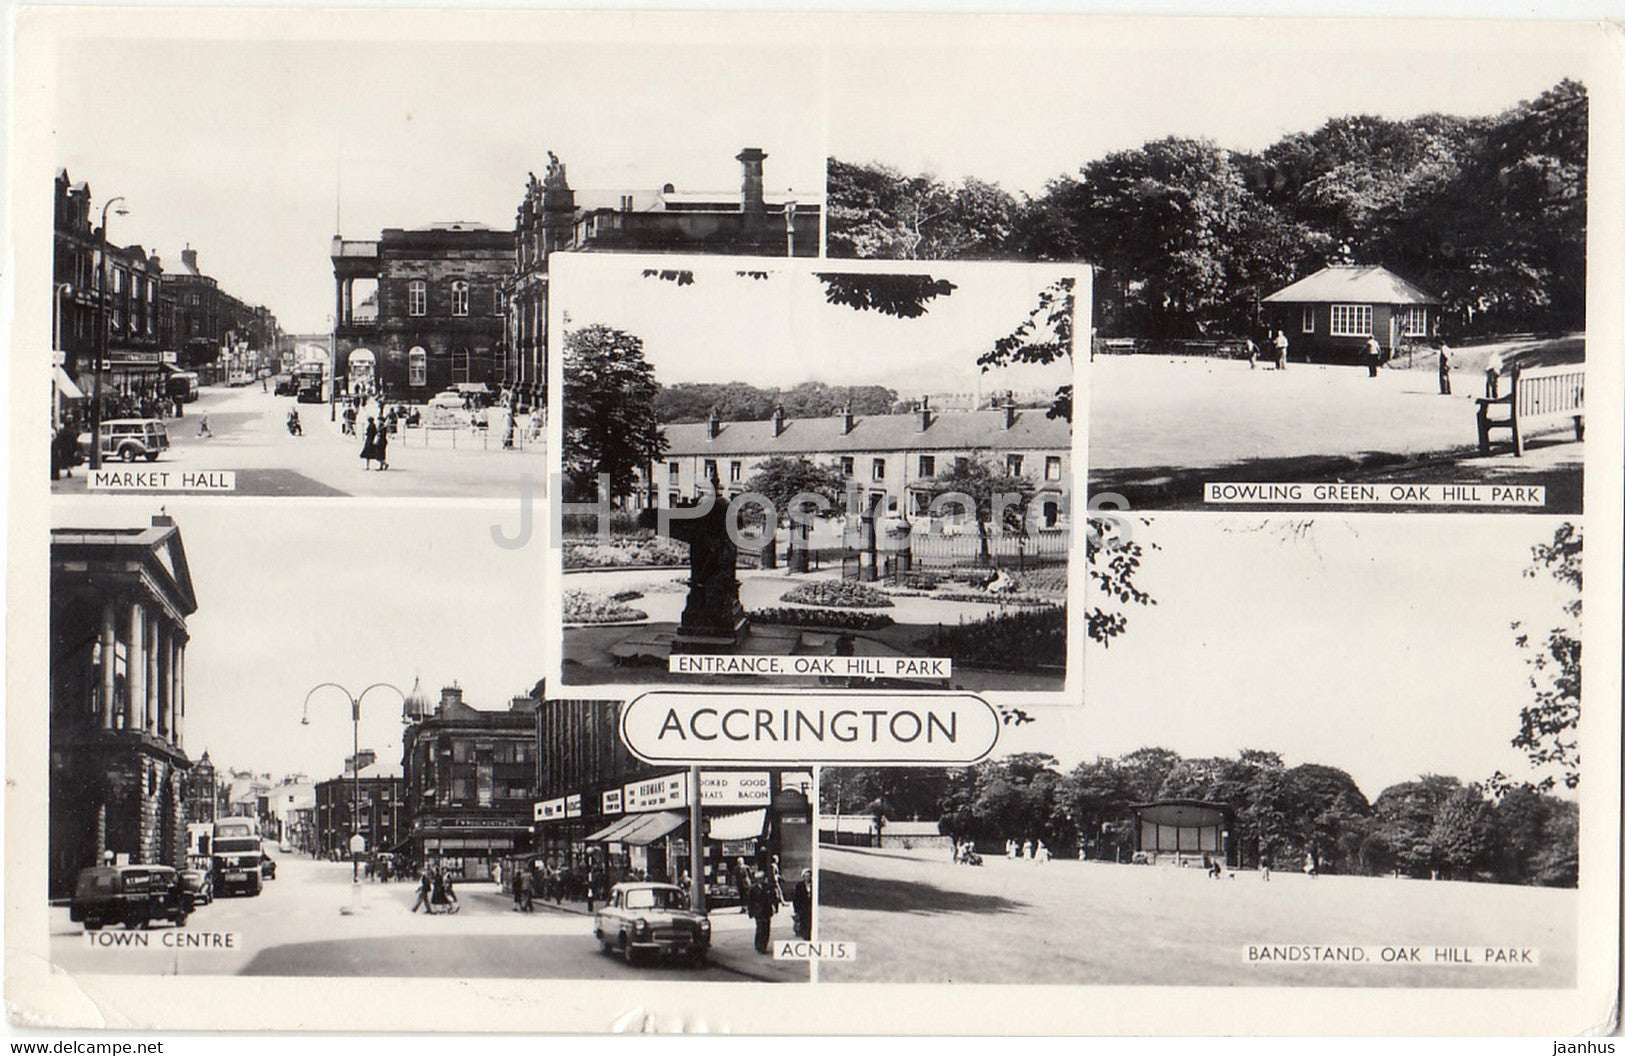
563,536,688,570
921,605,1067,669
562,589,648,625
779,580,894,609
884,588,1055,606
749,607,895,631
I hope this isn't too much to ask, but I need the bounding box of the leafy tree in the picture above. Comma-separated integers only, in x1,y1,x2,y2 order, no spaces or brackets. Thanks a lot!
1429,783,1496,880
827,159,1020,260
921,456,1034,564
1085,518,1156,647
978,276,1076,422
1369,775,1461,878
1488,786,1577,887
654,381,898,424
1496,522,1581,793
740,456,848,570
561,325,666,503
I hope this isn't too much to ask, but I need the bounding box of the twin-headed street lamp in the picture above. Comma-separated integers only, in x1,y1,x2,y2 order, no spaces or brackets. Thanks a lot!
301,681,406,884
90,195,128,471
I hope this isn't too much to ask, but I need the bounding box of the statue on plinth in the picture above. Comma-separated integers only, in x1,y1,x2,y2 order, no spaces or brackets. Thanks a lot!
659,471,748,651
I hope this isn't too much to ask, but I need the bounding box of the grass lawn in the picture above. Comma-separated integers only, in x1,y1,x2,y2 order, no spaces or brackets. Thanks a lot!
818,846,1576,987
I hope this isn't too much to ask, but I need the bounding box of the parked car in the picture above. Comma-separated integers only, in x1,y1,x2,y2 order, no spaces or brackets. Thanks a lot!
69,864,192,931
427,389,466,410
180,868,214,905
593,882,710,967
78,419,170,463
260,853,277,881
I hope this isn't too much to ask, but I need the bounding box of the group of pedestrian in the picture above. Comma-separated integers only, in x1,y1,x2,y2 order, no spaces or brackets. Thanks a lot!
409,865,460,914
950,839,982,866
1003,838,1050,862
359,414,390,470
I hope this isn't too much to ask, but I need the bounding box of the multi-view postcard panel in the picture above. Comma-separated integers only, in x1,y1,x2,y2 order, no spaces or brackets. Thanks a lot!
12,8,1619,1040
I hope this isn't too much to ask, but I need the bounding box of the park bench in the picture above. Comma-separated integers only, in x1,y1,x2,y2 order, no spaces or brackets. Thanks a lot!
1475,363,1585,456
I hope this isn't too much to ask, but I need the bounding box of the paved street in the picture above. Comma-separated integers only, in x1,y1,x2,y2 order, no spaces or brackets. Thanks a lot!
52,384,547,498
49,852,806,982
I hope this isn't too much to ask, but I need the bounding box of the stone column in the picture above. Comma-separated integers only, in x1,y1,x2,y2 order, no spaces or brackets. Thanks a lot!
145,614,160,733
100,601,117,729
127,601,145,730
164,635,178,742
173,642,185,748
335,275,346,326
156,623,170,738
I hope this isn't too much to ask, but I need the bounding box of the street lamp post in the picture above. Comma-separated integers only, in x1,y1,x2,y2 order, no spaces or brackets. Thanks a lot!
302,682,405,884
91,196,128,471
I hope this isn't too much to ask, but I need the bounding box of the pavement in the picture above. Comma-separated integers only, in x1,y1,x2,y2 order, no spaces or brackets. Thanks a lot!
1088,354,1583,513
51,383,547,498
47,853,805,982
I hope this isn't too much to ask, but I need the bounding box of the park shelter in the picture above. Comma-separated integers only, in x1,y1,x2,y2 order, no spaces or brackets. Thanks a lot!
1262,265,1442,364
1132,800,1237,867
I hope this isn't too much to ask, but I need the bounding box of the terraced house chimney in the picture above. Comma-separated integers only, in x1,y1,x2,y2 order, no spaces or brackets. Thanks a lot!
773,403,787,437
1004,390,1017,429
917,394,932,432
842,400,856,434
708,406,722,440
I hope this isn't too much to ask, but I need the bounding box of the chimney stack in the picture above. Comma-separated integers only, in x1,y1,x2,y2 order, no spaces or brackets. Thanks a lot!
438,683,463,713
708,407,722,440
842,400,855,434
1004,390,1017,429
180,246,198,272
772,404,787,437
917,395,932,432
737,148,767,217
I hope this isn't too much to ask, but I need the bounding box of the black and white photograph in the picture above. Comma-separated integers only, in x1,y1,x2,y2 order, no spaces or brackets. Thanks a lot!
42,32,822,498
817,515,1583,987
551,255,1083,696
43,501,810,982
824,38,1588,513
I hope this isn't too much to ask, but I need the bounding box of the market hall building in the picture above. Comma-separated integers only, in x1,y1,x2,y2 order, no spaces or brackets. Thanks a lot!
49,513,197,897
532,698,814,904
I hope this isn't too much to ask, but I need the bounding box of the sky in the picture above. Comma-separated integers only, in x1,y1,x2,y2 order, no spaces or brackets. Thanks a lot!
556,258,1076,396
1043,514,1579,800
53,500,545,783
37,14,1600,336
45,32,825,333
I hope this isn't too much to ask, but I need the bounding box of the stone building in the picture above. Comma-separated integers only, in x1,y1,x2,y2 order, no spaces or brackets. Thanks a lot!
330,223,511,400
504,148,821,408
49,512,197,897
636,396,1074,530
184,749,218,826
400,684,537,879
314,761,404,860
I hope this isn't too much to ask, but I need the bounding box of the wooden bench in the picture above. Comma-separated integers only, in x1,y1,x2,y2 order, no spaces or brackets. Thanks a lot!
1476,363,1585,456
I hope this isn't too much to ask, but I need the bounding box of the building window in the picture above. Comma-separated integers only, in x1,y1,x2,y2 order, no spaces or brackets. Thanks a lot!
1301,306,1315,333
1328,304,1372,337
408,281,427,317
668,461,680,481
703,458,718,482
451,347,470,383
1006,454,1024,477
1045,456,1063,481
918,454,936,477
409,347,427,387
494,289,505,316
729,460,742,483
840,456,854,476
450,281,469,317
871,458,886,481
1400,305,1428,337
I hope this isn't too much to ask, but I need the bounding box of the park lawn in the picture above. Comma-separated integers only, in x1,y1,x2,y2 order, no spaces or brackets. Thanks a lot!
817,846,1576,988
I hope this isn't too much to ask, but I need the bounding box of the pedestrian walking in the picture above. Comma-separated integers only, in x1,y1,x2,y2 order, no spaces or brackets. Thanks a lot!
748,871,776,954
734,857,750,913
1260,851,1272,882
1272,330,1289,370
1485,348,1504,398
197,415,212,439
1304,850,1318,879
792,869,812,940
361,417,379,470
1438,345,1452,396
411,869,434,914
1245,336,1259,369
517,867,534,913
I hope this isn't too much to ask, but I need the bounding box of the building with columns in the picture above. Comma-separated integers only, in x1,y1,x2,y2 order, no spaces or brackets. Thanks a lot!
49,512,198,898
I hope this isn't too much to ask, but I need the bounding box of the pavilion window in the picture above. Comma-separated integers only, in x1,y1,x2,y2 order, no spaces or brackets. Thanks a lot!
1328,304,1372,337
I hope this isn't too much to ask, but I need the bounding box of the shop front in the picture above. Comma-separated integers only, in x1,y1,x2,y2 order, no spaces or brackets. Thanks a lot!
416,821,532,880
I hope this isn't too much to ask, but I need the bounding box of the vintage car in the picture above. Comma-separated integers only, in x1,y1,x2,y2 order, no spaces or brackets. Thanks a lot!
593,882,710,967
179,868,214,905
78,419,170,463
69,864,192,931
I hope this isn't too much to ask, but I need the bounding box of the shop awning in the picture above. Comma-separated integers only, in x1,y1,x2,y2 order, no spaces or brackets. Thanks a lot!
621,810,687,847
584,815,643,844
53,367,84,400
706,808,767,843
